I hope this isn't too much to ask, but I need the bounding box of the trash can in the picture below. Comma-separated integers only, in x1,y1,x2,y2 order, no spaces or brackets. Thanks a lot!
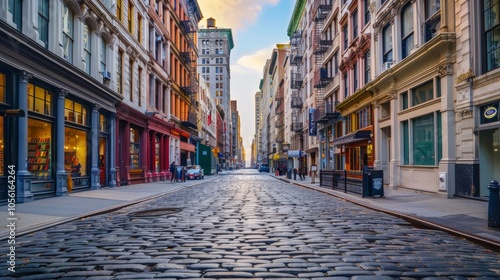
175,166,184,182
370,170,384,197
362,166,373,197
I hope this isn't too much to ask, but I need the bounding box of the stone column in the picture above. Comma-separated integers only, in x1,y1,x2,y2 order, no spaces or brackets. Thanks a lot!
56,89,68,196
16,71,34,203
373,100,381,169
389,90,399,189
438,64,456,198
90,104,101,189
109,113,117,187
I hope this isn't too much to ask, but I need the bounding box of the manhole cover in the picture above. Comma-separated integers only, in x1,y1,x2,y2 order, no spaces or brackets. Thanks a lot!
129,208,182,217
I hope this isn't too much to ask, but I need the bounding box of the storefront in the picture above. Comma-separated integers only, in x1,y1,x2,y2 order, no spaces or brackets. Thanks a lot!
116,103,148,186
146,116,175,182
474,102,500,198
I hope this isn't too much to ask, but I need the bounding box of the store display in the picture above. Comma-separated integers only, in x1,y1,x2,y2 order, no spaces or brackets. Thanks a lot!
28,137,51,180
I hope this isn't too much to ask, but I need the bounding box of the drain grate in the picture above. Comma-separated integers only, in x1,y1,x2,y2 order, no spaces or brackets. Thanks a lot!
129,208,182,217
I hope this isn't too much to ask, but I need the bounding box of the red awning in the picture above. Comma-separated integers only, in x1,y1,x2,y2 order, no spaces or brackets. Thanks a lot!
180,141,195,152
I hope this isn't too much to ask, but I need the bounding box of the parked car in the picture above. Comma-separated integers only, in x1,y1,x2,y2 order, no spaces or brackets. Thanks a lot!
185,165,204,180
258,163,269,173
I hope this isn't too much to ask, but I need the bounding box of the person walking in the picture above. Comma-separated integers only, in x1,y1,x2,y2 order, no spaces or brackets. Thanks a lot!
170,161,176,182
299,166,304,181
293,168,297,180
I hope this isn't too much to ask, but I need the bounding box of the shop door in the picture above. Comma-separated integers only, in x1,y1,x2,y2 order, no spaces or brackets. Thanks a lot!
99,137,107,186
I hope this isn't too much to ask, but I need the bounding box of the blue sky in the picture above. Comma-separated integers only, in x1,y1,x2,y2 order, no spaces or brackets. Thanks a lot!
197,0,295,164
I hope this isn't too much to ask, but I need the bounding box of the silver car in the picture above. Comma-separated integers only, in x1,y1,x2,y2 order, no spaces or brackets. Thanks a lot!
185,165,204,180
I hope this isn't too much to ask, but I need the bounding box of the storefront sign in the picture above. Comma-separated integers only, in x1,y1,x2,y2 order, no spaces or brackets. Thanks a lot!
484,106,497,119
481,103,499,124
170,129,180,136
309,108,317,136
287,150,304,158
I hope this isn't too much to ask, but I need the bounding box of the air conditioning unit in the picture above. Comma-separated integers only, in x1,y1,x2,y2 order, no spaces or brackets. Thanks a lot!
156,36,162,42
381,61,394,72
102,71,111,81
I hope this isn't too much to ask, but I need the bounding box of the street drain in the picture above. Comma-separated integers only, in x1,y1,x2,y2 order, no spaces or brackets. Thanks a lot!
129,208,182,217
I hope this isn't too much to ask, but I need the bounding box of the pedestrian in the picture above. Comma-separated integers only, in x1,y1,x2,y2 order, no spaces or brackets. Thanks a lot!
293,168,297,180
170,161,176,182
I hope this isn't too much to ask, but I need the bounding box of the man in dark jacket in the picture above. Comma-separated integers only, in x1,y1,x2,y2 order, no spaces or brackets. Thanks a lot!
170,161,176,182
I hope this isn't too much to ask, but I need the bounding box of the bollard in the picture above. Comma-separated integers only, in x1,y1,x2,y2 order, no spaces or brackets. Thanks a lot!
488,180,500,228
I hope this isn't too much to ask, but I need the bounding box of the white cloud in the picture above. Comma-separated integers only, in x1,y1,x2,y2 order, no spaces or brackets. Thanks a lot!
197,0,280,32
236,47,274,72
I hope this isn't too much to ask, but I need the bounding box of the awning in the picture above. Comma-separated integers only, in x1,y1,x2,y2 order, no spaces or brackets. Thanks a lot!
180,141,195,152
335,130,371,146
272,153,288,160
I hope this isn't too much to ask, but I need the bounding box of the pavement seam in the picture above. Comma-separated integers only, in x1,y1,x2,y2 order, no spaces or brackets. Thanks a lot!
273,175,500,251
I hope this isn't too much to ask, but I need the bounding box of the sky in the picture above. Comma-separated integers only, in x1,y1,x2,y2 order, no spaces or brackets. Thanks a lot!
197,0,295,166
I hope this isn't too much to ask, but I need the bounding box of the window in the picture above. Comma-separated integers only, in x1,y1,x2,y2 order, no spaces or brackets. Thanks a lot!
128,1,134,33
38,0,49,48
352,10,358,38
424,0,440,42
100,38,107,73
62,5,74,63
65,99,88,125
138,14,143,43
382,23,392,63
364,51,371,84
401,2,414,59
0,72,5,103
116,0,122,21
138,67,142,106
353,62,358,91
343,72,349,98
342,25,348,50
27,83,52,116
364,0,371,25
412,114,435,165
8,0,22,31
402,112,442,166
129,58,134,102
117,50,123,95
83,23,91,74
485,0,500,71
99,114,106,132
130,128,140,169
401,92,408,110
411,81,433,106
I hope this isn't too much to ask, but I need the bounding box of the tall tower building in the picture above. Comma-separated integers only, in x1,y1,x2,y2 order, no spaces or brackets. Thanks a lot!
198,18,234,159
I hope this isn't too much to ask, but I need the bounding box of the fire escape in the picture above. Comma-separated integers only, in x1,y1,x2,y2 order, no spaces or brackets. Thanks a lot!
180,19,198,130
275,79,284,144
313,1,338,124
290,30,303,150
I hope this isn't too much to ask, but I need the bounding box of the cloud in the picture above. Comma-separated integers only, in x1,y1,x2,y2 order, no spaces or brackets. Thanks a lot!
236,47,275,72
197,0,280,32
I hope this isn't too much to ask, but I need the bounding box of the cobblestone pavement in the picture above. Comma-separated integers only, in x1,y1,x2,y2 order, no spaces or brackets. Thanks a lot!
2,174,500,279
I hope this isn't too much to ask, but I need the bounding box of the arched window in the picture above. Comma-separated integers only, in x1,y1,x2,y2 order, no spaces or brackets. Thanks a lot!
62,4,74,63
401,2,414,59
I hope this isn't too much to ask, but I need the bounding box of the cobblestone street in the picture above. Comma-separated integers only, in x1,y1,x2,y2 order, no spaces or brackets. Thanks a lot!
2,174,500,279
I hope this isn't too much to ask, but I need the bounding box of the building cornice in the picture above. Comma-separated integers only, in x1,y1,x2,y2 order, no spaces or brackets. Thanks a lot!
287,0,306,37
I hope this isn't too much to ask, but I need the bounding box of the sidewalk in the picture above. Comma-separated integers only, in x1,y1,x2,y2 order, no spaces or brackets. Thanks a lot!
1,172,500,250
0,177,213,239
274,174,500,249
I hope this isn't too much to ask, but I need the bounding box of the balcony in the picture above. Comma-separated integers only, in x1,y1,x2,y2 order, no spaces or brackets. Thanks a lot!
315,4,332,22
180,20,193,34
314,101,340,123
291,122,303,132
182,111,198,129
314,39,333,55
180,52,192,64
290,54,303,66
291,96,303,109
290,73,303,89
182,86,195,95
314,68,333,88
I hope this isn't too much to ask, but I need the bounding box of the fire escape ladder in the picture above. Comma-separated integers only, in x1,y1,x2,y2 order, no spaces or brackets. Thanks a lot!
290,30,303,136
181,19,198,129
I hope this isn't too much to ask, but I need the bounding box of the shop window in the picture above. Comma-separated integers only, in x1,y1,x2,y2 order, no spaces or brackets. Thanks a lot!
64,127,88,187
401,91,408,110
130,128,140,169
99,114,107,132
65,99,88,126
412,114,435,165
28,119,53,192
155,135,160,172
402,120,409,165
27,83,52,116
